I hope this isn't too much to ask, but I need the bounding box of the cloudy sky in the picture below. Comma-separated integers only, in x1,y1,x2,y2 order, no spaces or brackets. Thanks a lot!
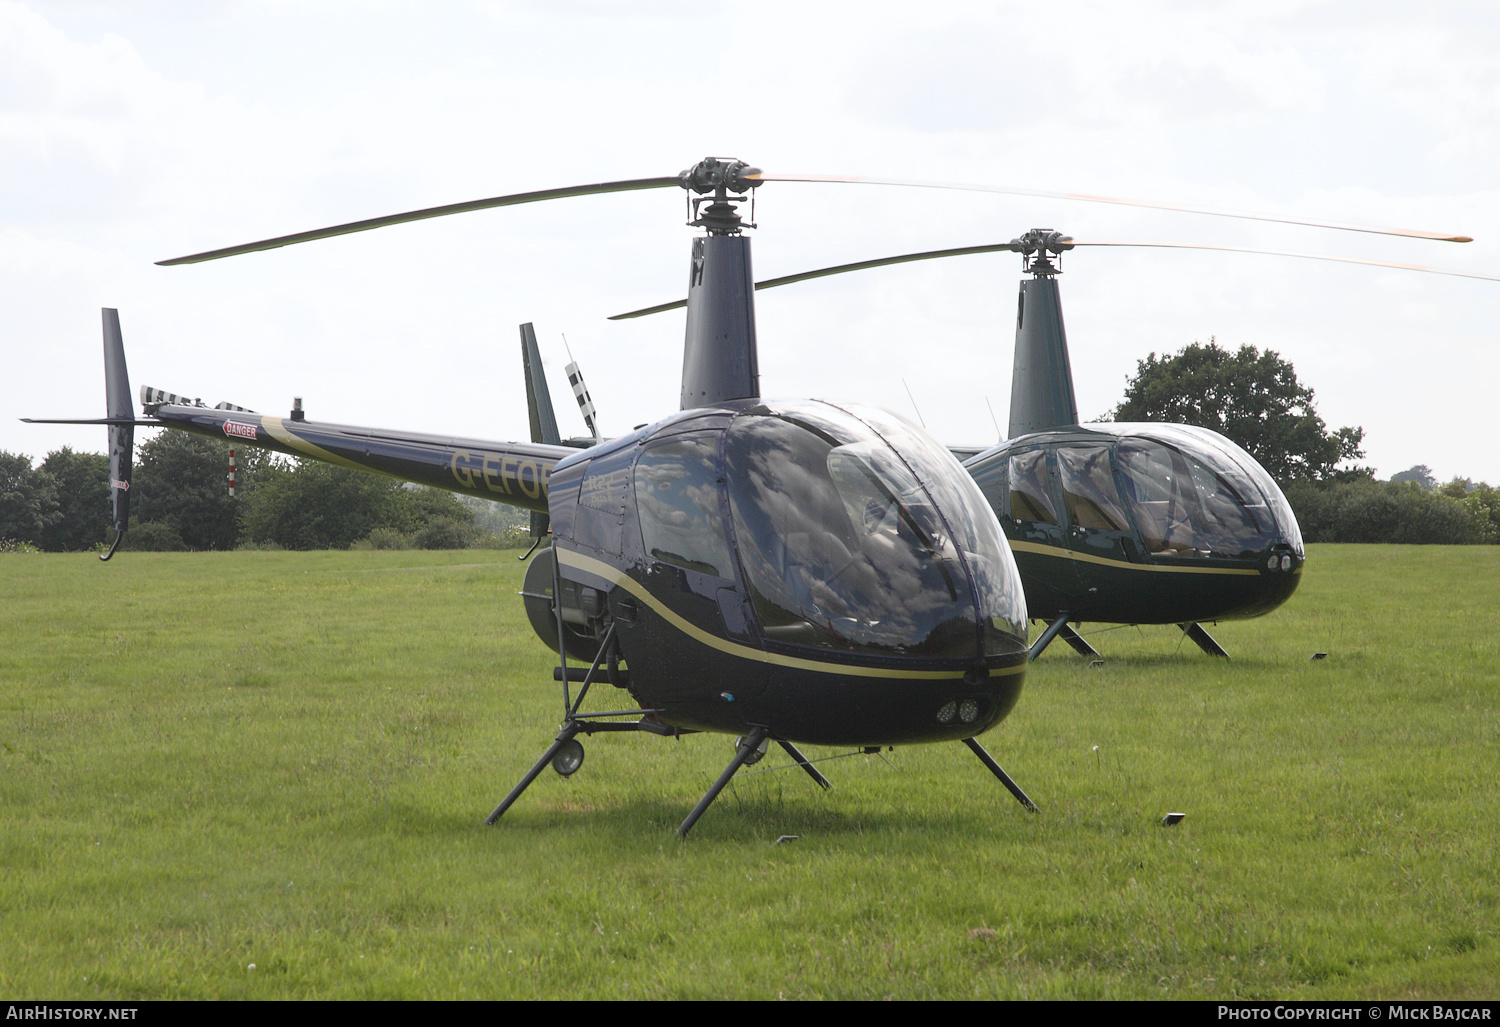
4,1,1498,483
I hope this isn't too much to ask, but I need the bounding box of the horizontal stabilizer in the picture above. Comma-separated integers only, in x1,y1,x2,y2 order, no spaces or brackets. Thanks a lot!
21,417,159,426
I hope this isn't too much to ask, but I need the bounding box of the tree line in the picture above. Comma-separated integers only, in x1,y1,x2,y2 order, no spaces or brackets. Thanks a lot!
0,432,529,553
1111,340,1500,545
4,342,1496,551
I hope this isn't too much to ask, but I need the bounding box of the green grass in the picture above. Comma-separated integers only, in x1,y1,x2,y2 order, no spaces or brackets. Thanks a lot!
0,545,1495,999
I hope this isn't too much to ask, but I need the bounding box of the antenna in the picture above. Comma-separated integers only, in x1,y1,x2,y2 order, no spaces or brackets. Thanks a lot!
901,378,927,429
562,334,601,441
985,396,1002,441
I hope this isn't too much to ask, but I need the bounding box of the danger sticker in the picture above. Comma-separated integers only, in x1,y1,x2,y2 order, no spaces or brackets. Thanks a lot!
223,421,258,440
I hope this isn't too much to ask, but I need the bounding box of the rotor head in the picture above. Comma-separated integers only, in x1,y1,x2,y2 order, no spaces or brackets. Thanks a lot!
1009,229,1075,277
679,157,762,235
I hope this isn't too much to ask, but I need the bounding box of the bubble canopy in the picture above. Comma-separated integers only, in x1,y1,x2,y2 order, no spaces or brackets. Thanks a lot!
1089,423,1304,559
723,400,1028,660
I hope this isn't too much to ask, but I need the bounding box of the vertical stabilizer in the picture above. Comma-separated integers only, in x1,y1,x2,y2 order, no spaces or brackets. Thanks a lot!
520,323,562,446
519,322,560,539
101,308,134,559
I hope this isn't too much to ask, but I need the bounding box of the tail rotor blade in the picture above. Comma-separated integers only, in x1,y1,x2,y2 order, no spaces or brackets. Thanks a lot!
561,335,600,441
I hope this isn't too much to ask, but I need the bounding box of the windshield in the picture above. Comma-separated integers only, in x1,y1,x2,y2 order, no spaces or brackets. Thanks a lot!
1115,438,1279,559
1164,425,1304,556
724,401,1026,658
1089,423,1303,556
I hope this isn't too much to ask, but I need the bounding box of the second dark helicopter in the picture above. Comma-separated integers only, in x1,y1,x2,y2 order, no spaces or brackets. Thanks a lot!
611,216,1489,660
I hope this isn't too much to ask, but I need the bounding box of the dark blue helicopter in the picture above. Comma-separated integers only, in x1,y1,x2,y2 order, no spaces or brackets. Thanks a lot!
27,159,1037,836
610,217,1486,661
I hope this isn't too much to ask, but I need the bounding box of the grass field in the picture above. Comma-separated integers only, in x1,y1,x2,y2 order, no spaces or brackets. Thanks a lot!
0,545,1496,999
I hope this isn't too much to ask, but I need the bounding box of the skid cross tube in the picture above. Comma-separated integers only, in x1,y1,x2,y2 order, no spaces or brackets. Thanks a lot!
1029,613,1100,660
963,737,1038,812
1059,623,1100,658
1179,622,1230,658
677,726,771,837
1029,612,1073,660
776,739,832,790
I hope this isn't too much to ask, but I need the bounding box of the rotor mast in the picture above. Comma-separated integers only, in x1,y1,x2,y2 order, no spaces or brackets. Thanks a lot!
1007,229,1080,439
678,158,762,410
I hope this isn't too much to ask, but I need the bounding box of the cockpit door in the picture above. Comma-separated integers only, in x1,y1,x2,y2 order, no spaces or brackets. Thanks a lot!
1001,446,1088,613
632,433,765,700
1054,444,1139,564
1052,444,1141,615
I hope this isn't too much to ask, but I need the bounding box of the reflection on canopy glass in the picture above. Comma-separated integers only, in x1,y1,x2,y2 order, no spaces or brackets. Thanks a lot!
635,438,733,577
1116,439,1278,558
1008,450,1058,525
834,402,1025,646
724,402,1025,657
1055,445,1130,531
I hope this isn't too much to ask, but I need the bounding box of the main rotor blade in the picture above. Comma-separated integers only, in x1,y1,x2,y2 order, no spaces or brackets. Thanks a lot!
157,176,681,265
748,173,1473,244
607,243,1016,319
1070,241,1500,281
607,240,1500,320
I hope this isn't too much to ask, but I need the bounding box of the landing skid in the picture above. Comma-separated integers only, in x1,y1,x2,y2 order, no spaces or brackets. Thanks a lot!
1028,613,1100,660
1178,622,1230,658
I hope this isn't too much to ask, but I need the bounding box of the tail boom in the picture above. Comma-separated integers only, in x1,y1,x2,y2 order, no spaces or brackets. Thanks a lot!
148,404,570,514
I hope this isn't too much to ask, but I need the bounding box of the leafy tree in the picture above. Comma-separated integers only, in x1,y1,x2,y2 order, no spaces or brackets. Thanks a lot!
1438,478,1500,543
132,431,245,550
410,517,479,550
1280,478,1484,544
121,521,188,552
241,460,475,550
0,451,59,546
37,447,109,552
1390,465,1437,490
393,485,474,535
1110,339,1365,481
242,461,400,550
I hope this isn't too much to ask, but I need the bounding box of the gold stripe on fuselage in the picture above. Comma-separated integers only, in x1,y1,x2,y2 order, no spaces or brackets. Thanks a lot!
1007,538,1268,576
557,549,1023,680
261,415,371,473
